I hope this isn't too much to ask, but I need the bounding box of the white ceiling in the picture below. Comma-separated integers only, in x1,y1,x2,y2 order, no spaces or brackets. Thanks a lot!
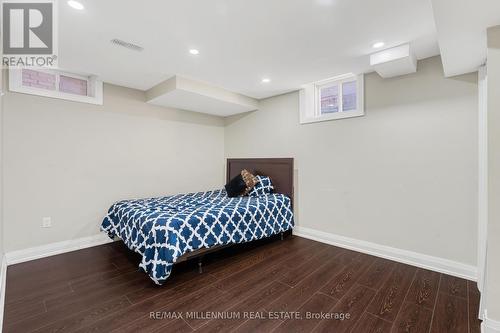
431,0,500,77
58,0,439,99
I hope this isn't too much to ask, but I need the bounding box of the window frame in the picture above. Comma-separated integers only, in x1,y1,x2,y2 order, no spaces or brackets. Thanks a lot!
300,73,364,124
9,67,103,105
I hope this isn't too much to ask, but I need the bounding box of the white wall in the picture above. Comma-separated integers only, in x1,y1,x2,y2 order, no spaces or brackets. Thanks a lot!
2,83,225,251
0,47,3,262
0,31,5,328
0,40,3,258
225,56,478,266
486,25,500,325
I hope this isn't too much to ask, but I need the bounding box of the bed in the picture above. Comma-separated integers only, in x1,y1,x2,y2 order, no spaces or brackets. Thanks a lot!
101,158,294,285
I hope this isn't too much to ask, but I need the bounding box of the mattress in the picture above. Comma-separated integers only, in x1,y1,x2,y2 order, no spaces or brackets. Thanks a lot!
101,189,294,284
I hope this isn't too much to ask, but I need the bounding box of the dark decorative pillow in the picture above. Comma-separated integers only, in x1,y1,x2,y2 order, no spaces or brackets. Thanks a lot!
225,169,258,197
248,176,274,197
225,174,246,197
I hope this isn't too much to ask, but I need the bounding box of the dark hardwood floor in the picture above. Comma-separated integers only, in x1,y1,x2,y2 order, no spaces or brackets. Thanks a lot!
2,235,482,333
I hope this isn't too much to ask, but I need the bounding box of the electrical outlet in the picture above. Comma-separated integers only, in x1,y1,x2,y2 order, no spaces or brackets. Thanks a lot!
42,217,52,228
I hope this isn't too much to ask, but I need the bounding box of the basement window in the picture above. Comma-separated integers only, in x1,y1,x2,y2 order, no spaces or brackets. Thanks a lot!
299,73,364,124
9,68,103,105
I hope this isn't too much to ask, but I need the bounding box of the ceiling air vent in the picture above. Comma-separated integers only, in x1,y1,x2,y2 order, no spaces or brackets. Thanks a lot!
110,39,144,52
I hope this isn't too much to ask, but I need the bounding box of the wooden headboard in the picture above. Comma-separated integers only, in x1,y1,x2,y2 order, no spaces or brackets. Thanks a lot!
226,158,294,205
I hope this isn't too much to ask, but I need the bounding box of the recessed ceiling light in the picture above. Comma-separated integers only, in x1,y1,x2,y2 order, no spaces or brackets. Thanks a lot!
372,42,385,49
67,0,84,10
261,78,271,83
189,49,200,55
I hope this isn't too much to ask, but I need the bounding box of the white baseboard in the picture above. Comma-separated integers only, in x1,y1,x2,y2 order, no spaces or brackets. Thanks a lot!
5,233,115,265
293,226,477,281
483,311,500,333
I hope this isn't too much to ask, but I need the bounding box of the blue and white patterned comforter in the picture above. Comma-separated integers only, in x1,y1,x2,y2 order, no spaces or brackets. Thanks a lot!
101,189,294,284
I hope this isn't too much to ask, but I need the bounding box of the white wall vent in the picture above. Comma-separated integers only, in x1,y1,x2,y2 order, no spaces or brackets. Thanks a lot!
110,39,144,52
370,43,417,78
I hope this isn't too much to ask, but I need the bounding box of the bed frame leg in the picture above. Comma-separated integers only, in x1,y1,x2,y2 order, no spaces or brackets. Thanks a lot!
198,260,203,274
280,232,284,241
